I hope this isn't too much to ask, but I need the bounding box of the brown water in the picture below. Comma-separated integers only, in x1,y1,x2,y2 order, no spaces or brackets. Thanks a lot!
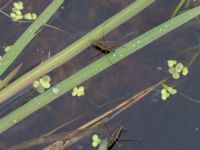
0,0,200,149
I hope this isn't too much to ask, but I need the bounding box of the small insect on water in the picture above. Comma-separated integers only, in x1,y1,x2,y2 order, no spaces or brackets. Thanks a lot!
107,125,142,150
108,126,124,149
91,31,136,56
92,40,113,55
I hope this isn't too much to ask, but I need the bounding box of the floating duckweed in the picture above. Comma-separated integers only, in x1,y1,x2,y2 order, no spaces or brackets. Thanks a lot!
37,84,45,93
92,134,99,141
12,7,18,13
168,67,177,74
161,84,177,101
10,12,17,18
175,63,184,73
10,1,24,21
161,88,167,94
10,1,37,22
172,73,180,79
40,75,51,88
4,45,12,52
167,59,189,79
24,13,32,20
72,87,78,96
182,67,189,76
167,60,177,68
31,13,37,20
33,75,51,93
13,1,23,10
169,88,177,95
15,10,22,15
91,134,102,148
72,86,85,97
161,93,170,101
33,80,40,88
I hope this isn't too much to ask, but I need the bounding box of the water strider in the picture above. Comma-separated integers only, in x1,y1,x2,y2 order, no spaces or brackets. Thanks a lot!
91,31,136,56
108,126,124,149
92,40,114,55
107,125,142,150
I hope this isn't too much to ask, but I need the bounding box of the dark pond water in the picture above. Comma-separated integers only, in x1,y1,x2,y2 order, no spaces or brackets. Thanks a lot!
0,0,200,149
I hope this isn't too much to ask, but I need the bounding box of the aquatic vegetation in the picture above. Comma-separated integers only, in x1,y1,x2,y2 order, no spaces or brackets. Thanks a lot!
33,75,51,93
0,64,22,90
72,86,85,97
167,60,189,79
10,1,37,22
10,1,24,21
1,1,200,134
0,0,155,102
0,0,65,77
23,13,37,20
98,138,108,150
161,84,177,101
161,59,189,100
171,0,192,17
92,134,102,148
4,45,12,52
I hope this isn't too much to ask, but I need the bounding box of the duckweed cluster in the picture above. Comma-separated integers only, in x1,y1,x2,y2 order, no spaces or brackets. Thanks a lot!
10,1,37,22
91,134,102,148
33,75,51,93
161,84,177,101
0,45,12,63
72,86,85,97
167,60,189,79
160,59,189,101
4,45,12,52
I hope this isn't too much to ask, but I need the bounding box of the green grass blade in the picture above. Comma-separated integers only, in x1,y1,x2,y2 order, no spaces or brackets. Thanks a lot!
171,0,185,18
0,0,155,103
0,0,64,76
0,5,200,134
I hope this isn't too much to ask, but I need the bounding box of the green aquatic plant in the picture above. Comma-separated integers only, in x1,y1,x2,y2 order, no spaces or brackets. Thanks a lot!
171,0,192,18
33,75,51,93
13,1,24,10
72,86,85,97
92,134,102,148
23,13,37,20
167,60,189,79
10,1,37,22
0,0,155,103
1,2,200,134
98,138,108,150
161,84,177,101
0,0,65,77
4,45,12,52
10,1,24,22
